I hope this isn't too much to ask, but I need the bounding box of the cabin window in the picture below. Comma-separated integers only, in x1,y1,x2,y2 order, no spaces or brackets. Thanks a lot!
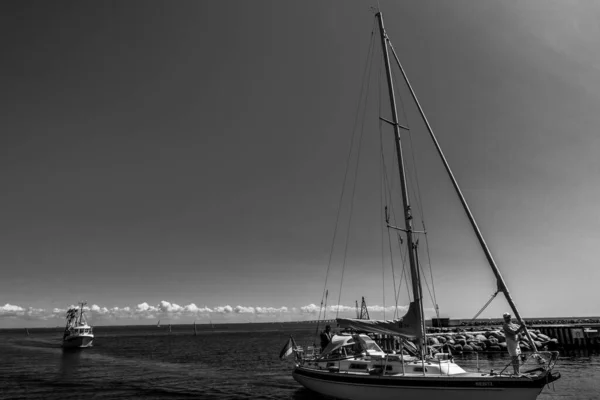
349,363,368,370
414,367,428,372
360,338,383,352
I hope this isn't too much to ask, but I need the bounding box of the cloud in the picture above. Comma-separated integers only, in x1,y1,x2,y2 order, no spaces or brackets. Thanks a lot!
299,304,362,314
0,303,47,319
256,306,287,314
213,305,233,314
159,301,183,313
327,304,355,313
1,303,24,314
136,302,158,313
300,304,320,314
367,305,409,313
90,304,109,314
234,305,255,314
0,301,412,326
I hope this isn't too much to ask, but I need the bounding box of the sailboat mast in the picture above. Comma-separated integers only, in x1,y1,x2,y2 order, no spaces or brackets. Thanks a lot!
375,12,426,353
385,36,538,351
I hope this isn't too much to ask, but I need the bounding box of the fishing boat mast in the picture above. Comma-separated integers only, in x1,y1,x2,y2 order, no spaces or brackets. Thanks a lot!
375,12,426,357
78,302,87,325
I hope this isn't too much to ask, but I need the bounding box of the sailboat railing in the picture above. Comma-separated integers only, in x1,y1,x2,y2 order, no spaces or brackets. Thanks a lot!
495,351,559,376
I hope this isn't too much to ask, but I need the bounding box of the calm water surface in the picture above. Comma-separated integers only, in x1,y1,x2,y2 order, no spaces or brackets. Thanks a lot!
1,325,598,399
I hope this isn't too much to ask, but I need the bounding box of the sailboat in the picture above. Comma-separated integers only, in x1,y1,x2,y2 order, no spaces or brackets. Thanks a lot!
290,11,560,400
62,302,94,348
157,319,161,328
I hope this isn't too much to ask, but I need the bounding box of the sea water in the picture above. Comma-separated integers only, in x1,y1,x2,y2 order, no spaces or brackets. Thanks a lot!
0,324,598,399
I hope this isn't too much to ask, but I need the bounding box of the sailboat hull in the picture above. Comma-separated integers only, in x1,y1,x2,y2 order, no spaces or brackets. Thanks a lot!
293,366,559,400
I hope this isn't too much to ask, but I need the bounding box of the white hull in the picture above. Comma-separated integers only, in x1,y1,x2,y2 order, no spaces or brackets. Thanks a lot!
293,367,557,400
62,333,94,348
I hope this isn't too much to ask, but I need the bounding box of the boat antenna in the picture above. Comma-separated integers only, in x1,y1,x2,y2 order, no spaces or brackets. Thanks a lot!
386,34,538,352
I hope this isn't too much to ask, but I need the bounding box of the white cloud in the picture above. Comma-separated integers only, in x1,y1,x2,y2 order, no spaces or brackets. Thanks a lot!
367,305,409,313
234,305,255,314
136,302,158,313
300,303,320,314
159,301,182,313
0,303,24,314
255,306,288,314
327,304,355,313
1,301,408,325
0,303,47,319
90,304,109,314
214,305,233,314
184,303,200,313
300,304,357,314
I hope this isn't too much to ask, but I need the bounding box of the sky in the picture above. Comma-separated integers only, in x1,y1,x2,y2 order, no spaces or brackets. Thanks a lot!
1,0,600,328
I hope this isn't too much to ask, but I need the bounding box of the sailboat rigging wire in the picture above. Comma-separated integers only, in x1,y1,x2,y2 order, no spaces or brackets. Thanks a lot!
314,20,375,332
386,40,538,352
380,127,404,315
389,227,410,320
378,57,388,321
422,224,439,317
314,297,325,341
336,22,377,318
378,60,413,320
470,290,500,321
394,259,408,319
379,132,411,319
417,251,436,310
336,79,370,318
380,131,386,320
389,65,439,315
323,289,329,321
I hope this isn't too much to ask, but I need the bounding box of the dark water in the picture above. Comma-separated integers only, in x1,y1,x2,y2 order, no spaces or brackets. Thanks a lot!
1,324,598,399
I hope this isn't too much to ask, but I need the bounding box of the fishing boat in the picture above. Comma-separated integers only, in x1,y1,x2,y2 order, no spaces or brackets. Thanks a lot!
62,302,94,348
290,11,560,400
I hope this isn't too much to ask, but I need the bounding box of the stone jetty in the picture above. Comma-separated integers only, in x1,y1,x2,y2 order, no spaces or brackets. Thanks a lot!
374,326,562,355
424,327,559,354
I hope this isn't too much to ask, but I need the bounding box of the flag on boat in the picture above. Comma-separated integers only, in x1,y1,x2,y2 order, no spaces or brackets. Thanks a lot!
279,336,297,360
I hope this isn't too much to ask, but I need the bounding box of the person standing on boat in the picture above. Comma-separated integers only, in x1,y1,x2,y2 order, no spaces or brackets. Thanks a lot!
320,325,333,351
502,312,526,375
